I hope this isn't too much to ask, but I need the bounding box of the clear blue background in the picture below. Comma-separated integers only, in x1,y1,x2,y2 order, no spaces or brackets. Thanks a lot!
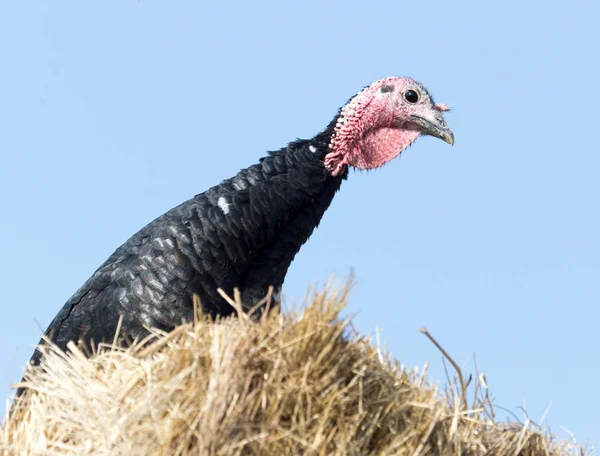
1,0,598,448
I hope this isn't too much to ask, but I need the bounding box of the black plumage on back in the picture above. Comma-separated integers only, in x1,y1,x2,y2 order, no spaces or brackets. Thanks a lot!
29,129,344,367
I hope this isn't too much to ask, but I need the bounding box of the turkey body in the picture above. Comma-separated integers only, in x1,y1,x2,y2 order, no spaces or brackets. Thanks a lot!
31,131,344,366
21,75,455,394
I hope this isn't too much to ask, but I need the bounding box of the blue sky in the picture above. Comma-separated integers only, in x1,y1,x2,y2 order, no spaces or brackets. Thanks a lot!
1,0,598,446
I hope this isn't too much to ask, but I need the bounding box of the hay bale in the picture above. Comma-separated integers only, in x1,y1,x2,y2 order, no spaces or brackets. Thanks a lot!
2,283,586,455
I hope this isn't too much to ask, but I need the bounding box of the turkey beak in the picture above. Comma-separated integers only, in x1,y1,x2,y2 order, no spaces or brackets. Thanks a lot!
410,114,455,146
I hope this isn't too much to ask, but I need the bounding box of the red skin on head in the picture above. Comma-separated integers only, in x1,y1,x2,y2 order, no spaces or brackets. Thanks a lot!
324,77,449,176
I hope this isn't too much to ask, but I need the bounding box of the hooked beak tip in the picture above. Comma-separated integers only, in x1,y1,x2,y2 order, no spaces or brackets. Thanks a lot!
410,115,454,147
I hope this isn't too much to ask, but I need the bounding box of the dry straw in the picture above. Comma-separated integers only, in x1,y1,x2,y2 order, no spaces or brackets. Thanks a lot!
2,281,590,455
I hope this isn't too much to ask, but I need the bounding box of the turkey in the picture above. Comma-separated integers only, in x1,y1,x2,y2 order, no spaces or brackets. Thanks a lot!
23,76,453,376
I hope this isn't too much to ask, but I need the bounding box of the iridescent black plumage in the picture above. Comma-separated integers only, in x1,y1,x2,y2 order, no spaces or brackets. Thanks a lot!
26,126,345,371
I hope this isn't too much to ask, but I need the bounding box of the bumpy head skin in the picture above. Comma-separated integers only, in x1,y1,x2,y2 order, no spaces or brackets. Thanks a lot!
324,77,454,176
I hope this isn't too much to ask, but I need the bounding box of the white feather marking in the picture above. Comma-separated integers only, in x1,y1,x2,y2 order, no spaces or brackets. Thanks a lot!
217,196,230,215
309,145,317,153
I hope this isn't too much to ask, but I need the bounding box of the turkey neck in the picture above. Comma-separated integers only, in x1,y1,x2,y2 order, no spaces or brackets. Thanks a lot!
183,133,347,312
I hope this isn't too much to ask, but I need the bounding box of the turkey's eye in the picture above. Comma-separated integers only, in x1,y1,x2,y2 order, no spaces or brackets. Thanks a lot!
404,90,419,103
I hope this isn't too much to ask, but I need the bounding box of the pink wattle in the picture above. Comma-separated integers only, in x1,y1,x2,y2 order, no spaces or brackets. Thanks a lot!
324,77,423,176
350,127,421,170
